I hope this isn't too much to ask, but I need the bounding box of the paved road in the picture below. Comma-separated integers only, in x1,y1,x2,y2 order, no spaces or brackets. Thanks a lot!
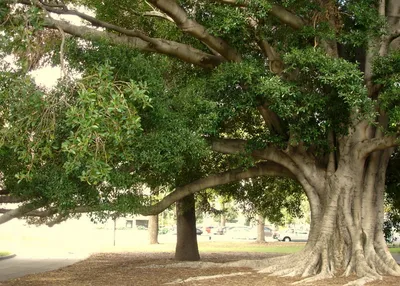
392,253,400,264
0,252,88,282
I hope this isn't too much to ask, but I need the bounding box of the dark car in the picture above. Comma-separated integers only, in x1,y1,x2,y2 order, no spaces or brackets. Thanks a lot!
196,228,203,235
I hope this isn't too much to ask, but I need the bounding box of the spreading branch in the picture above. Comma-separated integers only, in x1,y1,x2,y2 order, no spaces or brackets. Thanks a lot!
214,0,305,30
210,138,247,154
46,214,69,227
43,18,224,68
0,202,45,224
14,0,225,68
0,162,293,222
0,189,10,196
0,205,94,225
0,195,25,203
148,0,242,61
141,161,295,215
143,11,174,22
247,17,284,74
358,136,399,158
257,104,286,135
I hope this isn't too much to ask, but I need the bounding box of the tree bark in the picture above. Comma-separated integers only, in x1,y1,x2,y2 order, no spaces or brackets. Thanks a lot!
220,214,226,227
174,194,200,261
257,214,266,243
148,215,159,245
258,127,400,285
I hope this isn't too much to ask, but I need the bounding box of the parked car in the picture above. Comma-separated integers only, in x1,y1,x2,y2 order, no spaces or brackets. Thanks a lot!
277,229,309,242
264,226,280,239
229,227,257,240
171,227,203,235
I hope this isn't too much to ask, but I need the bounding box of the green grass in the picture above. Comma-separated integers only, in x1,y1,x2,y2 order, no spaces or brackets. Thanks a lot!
0,251,11,257
198,242,304,254
99,241,305,254
389,247,400,253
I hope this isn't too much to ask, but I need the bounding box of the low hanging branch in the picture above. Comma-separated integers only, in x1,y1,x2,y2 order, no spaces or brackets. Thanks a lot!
0,202,45,224
0,195,25,203
141,161,295,215
0,161,294,225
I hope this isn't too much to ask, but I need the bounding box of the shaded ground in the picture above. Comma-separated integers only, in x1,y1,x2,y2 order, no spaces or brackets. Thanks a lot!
1,251,399,286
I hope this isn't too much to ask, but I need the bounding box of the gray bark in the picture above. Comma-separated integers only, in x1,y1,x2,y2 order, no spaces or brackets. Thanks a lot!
174,194,200,261
256,215,265,243
148,215,159,244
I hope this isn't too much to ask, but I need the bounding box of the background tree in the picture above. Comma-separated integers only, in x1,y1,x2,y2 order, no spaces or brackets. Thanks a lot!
384,148,400,241
216,176,304,241
1,1,400,284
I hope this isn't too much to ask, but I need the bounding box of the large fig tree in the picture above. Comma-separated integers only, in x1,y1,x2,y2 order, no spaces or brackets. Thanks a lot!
1,0,400,284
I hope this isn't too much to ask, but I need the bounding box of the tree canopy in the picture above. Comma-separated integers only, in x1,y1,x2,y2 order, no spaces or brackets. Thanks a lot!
1,0,400,283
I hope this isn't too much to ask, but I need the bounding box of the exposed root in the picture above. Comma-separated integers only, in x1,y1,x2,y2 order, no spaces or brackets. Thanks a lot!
292,272,334,285
258,254,302,274
137,261,220,269
164,272,252,284
261,251,320,279
269,268,301,277
372,252,400,276
139,255,287,270
343,275,381,286
374,247,400,275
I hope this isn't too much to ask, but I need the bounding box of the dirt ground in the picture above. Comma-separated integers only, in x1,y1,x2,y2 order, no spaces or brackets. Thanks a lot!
1,251,399,286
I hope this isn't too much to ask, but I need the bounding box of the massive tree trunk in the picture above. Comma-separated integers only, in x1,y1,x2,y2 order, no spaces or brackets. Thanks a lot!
174,194,200,261
258,125,400,285
148,215,159,244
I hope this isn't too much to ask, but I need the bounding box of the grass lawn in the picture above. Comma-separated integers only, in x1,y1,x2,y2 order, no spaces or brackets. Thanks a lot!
99,241,400,255
0,251,11,256
388,247,400,253
98,241,306,254
198,242,304,253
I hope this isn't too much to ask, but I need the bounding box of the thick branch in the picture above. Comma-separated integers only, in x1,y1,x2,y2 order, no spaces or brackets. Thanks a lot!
358,136,399,158
0,205,92,217
210,138,247,154
257,104,286,135
46,214,69,227
148,0,241,61
25,0,239,62
0,202,44,224
215,0,305,29
141,161,294,215
43,19,224,68
143,11,174,22
0,195,25,203
13,0,224,68
256,39,284,74
0,189,10,196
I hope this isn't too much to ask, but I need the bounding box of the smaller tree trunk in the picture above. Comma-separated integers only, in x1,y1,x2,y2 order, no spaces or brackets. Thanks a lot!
220,214,226,226
257,214,266,243
148,215,159,244
174,194,200,261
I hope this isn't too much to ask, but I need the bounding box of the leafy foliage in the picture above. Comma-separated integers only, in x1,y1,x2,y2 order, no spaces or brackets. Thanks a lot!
0,0,398,227
216,177,304,225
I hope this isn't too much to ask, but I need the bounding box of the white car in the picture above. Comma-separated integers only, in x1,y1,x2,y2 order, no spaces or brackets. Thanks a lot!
229,227,257,240
277,229,309,242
